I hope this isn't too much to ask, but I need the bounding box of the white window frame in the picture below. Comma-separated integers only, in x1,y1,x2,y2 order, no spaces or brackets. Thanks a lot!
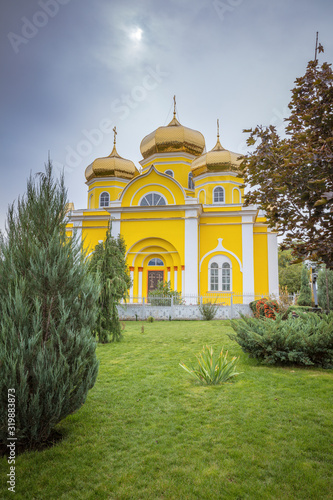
148,257,164,266
139,192,167,207
165,169,174,177
208,255,232,291
99,191,110,207
213,186,225,204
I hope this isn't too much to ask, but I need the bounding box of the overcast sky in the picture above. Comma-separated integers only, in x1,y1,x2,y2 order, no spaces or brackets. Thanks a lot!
1,0,332,232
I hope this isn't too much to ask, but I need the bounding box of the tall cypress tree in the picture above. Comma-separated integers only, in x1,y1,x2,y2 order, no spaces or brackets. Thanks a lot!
297,266,312,306
89,226,131,343
0,162,99,449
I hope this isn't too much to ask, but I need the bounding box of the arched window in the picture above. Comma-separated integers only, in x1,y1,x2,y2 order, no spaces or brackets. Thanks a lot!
208,255,232,291
148,258,164,266
100,191,110,207
213,186,224,203
188,172,194,190
165,170,174,177
222,263,231,291
140,193,166,206
210,262,219,291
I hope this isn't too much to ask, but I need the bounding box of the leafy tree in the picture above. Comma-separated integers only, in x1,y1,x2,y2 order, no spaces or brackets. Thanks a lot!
278,248,302,293
0,162,99,449
297,266,312,306
89,227,131,343
317,266,333,311
241,55,333,269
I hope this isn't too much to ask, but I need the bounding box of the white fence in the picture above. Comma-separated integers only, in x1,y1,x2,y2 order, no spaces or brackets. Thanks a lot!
118,294,263,321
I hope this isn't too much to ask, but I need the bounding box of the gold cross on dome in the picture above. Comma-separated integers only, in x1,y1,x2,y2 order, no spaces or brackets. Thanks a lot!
173,95,176,117
113,126,117,145
217,119,220,139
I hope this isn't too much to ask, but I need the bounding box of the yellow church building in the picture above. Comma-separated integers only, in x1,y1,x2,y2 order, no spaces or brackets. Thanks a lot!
66,104,278,307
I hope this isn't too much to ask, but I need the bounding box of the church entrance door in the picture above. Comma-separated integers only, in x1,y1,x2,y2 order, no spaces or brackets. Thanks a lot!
147,270,164,293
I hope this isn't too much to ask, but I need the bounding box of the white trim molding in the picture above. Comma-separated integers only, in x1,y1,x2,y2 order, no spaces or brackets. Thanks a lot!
199,238,243,273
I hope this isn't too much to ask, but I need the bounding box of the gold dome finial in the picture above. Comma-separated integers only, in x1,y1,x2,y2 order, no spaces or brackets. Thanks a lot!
212,118,224,151
85,125,138,182
110,126,118,156
173,95,177,119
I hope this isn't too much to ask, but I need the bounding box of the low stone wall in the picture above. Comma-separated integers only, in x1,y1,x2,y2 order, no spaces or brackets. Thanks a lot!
118,303,252,321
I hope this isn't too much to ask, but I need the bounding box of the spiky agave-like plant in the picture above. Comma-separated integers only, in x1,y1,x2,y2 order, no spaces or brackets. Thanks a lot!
180,345,241,385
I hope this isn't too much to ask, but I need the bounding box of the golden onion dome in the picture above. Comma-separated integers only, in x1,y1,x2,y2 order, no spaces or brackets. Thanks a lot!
191,122,243,177
140,105,205,159
85,129,138,182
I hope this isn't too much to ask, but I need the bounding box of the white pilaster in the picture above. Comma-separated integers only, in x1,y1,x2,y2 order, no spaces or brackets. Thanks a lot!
182,266,185,294
110,212,121,238
129,268,134,302
184,209,199,296
167,267,171,283
242,215,254,303
174,267,178,291
267,231,279,297
73,221,82,245
138,267,143,301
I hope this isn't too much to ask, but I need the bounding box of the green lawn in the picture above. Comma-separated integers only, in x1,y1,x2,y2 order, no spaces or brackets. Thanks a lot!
1,321,333,499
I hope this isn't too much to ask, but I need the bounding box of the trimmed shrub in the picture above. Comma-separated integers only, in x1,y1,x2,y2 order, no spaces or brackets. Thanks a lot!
146,316,154,323
149,280,183,306
199,301,218,320
229,312,333,368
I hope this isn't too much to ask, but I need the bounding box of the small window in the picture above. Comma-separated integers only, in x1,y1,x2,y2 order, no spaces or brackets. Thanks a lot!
188,172,194,190
140,193,166,206
100,191,110,207
210,262,219,291
165,170,174,177
213,186,224,203
148,258,164,266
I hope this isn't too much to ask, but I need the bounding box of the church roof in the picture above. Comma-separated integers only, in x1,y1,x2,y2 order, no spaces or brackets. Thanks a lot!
191,121,243,177
140,99,205,159
85,129,139,182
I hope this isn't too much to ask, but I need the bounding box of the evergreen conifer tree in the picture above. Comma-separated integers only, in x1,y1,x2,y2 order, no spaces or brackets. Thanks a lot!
318,266,333,312
0,162,99,449
297,266,312,306
89,226,131,343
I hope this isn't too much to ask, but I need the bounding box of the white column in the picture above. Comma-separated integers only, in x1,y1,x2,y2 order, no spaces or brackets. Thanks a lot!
184,209,199,296
267,231,279,297
138,267,143,302
242,215,254,303
73,221,82,245
129,267,134,302
174,267,178,291
110,212,121,238
182,266,185,295
167,267,171,282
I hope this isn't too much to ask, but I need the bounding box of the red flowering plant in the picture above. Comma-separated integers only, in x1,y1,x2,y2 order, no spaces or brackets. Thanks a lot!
254,298,279,319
